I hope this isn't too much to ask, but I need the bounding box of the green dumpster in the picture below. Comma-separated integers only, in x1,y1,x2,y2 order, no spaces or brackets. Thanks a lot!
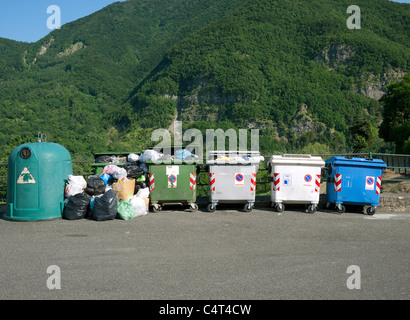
6,142,73,221
147,161,199,212
92,151,139,175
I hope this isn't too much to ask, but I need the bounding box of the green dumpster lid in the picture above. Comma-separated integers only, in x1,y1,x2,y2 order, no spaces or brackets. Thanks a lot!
93,151,140,156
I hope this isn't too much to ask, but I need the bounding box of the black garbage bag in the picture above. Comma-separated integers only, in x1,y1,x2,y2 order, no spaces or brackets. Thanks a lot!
63,193,91,220
92,189,118,221
134,181,147,195
85,175,106,196
123,163,144,179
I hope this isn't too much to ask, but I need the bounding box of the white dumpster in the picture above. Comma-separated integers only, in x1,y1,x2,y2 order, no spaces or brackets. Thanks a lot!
267,154,325,213
207,151,264,212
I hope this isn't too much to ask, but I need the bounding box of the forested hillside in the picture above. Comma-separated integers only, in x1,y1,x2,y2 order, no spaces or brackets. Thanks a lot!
126,0,409,154
0,0,247,160
0,0,409,160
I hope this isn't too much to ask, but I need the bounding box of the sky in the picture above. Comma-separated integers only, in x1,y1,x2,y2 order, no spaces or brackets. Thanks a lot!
0,0,409,43
0,0,126,43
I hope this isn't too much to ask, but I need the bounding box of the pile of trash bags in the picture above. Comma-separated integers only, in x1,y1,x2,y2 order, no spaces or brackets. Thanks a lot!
62,148,199,221
63,152,152,221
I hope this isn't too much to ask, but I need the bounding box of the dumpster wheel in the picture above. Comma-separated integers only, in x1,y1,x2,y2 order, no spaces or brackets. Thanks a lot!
189,203,199,212
366,206,376,215
274,203,285,212
244,203,254,212
335,204,345,214
307,204,317,214
207,203,217,212
152,204,162,213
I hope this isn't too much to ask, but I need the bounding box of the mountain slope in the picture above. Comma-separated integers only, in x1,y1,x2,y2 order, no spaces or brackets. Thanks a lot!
126,0,409,153
0,0,247,159
0,0,409,159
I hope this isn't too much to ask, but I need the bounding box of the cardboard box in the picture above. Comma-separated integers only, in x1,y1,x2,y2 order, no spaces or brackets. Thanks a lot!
143,198,149,210
112,179,135,202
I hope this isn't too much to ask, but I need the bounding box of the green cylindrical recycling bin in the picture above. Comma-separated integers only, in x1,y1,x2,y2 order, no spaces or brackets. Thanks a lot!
6,142,73,221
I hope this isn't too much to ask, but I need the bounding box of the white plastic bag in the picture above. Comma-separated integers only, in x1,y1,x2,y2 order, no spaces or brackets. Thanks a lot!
68,175,87,189
127,153,139,163
136,187,150,199
65,183,84,198
129,196,148,217
112,168,127,180
65,175,87,198
249,155,265,163
140,150,163,163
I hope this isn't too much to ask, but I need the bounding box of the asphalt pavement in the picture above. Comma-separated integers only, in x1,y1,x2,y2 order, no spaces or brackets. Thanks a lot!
1,204,410,300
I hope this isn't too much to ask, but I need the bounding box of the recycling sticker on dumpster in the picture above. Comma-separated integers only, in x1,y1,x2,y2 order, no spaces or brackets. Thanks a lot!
235,173,244,187
17,167,36,184
365,176,375,190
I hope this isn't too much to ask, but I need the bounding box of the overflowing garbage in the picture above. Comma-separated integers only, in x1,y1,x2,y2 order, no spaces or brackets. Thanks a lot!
60,149,388,220
207,152,265,164
63,150,157,221
62,148,205,220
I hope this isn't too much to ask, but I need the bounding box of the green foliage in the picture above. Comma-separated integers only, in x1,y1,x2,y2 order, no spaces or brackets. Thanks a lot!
349,116,379,151
301,142,331,155
0,0,409,160
128,0,409,153
403,137,410,154
379,74,410,154
0,0,248,159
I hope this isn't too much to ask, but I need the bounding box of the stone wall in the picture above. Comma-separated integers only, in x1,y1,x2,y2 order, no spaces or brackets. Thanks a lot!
378,193,410,213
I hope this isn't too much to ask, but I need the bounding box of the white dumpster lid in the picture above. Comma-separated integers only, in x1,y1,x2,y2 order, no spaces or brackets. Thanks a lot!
268,154,325,166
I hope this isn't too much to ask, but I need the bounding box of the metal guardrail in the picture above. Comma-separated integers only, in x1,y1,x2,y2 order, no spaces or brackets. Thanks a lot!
1,153,409,203
369,153,410,175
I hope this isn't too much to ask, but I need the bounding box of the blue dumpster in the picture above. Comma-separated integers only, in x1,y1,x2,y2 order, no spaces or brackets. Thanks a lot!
325,157,387,214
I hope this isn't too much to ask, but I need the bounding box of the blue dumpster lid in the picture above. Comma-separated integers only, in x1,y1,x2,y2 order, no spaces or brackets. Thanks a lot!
325,156,387,169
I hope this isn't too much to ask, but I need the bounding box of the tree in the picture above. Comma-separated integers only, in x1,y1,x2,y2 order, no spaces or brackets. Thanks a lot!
349,117,378,151
379,74,410,154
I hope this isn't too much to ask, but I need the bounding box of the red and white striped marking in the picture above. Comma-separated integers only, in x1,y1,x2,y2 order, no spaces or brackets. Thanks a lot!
315,174,321,193
250,173,256,191
149,173,155,191
190,172,196,190
376,176,382,194
334,174,342,192
273,173,280,191
209,173,215,192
